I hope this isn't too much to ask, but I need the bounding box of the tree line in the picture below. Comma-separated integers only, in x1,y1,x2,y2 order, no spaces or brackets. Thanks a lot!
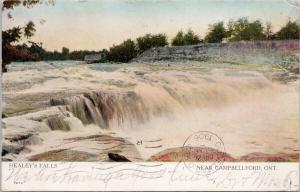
13,42,109,62
8,18,300,64
2,0,299,72
98,18,300,62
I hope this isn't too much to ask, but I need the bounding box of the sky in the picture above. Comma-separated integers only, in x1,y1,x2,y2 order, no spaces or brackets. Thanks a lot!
3,0,300,51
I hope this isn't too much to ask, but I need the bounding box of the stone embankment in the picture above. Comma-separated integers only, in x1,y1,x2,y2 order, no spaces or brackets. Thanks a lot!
135,40,299,74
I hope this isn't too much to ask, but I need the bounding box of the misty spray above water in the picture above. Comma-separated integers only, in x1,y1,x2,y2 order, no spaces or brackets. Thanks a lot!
41,66,298,158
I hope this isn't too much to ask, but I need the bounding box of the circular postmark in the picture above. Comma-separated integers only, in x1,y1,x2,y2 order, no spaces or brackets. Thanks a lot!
182,131,226,175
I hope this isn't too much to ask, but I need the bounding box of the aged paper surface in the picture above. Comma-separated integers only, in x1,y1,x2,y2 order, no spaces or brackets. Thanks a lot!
1,0,299,191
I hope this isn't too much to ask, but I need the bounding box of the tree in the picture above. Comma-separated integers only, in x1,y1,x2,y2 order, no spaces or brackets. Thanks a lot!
183,29,202,45
136,33,168,54
27,41,45,60
24,21,36,38
171,31,185,46
227,18,246,41
227,18,266,41
2,27,22,44
264,22,273,40
275,21,300,40
62,47,70,57
108,39,138,63
247,20,266,40
2,22,36,70
171,29,202,46
2,0,54,72
204,22,227,43
3,0,54,10
2,27,22,72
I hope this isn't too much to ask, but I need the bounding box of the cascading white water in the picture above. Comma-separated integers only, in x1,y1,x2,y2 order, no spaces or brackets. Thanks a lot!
48,67,276,131
2,60,299,161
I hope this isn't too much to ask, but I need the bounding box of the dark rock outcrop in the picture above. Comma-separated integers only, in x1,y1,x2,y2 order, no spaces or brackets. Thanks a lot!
2,142,25,155
108,153,131,162
5,133,42,146
2,149,9,156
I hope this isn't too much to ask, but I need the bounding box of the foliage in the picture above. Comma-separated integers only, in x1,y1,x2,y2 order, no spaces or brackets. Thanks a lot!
24,21,36,38
2,27,22,71
171,31,184,46
2,0,54,10
274,21,300,40
2,27,22,44
171,29,202,46
14,43,109,62
204,22,227,43
136,33,168,54
108,39,138,62
62,47,70,59
4,43,39,67
264,22,273,40
2,9,300,68
2,0,54,72
183,29,202,45
227,18,266,41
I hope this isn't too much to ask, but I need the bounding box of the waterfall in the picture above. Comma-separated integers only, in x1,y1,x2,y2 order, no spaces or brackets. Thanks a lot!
48,72,273,131
50,91,150,129
46,116,71,131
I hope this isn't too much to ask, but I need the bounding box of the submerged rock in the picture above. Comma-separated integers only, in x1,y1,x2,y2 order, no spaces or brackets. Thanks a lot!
286,65,299,74
46,116,70,131
5,130,43,145
50,98,65,106
7,133,34,142
2,149,9,156
2,142,25,155
271,72,299,83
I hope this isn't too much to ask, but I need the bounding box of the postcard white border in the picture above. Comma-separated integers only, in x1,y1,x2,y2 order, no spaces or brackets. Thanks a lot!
1,162,299,191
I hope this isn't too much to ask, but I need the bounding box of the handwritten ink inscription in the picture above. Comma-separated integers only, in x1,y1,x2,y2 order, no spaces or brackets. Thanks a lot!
2,162,299,191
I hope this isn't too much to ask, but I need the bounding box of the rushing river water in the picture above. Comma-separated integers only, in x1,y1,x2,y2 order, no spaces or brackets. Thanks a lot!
2,60,299,161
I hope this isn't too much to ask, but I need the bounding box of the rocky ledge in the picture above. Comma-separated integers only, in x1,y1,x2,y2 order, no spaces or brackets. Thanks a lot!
2,134,142,162
148,147,299,162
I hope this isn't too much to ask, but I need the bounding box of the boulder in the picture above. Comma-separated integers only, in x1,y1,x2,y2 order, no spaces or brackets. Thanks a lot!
148,147,235,162
108,153,131,162
29,149,97,161
2,113,7,118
